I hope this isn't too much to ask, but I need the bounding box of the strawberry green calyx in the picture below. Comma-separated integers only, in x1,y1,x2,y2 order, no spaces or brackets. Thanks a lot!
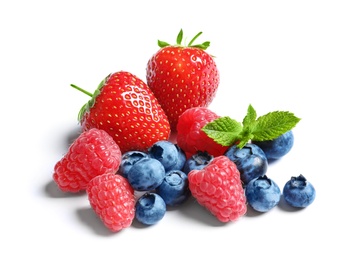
158,29,210,50
202,104,301,149
70,74,110,122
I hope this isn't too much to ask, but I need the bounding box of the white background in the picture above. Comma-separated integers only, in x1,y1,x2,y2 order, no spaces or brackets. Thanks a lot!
1,0,342,259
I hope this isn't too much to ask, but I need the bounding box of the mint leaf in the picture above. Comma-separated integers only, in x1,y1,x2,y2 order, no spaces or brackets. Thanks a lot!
251,111,301,141
202,104,301,149
202,116,242,146
242,104,257,127
237,135,252,149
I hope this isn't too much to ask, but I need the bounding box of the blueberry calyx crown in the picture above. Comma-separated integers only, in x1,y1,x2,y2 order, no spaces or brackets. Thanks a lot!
192,151,213,165
290,174,307,189
255,175,272,188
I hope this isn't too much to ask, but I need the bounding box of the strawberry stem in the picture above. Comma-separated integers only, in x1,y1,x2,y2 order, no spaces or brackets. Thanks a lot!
70,84,93,97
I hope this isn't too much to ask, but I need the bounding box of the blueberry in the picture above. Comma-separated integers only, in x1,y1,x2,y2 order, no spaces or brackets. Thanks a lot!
224,143,268,185
245,175,281,212
283,174,316,208
148,140,180,172
173,144,187,171
119,151,149,178
156,170,190,206
253,130,294,160
183,151,214,175
127,158,165,191
135,193,166,225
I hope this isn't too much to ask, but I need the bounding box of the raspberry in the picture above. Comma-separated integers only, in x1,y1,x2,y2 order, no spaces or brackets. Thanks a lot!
53,128,122,192
188,156,247,222
176,107,228,158
87,173,135,232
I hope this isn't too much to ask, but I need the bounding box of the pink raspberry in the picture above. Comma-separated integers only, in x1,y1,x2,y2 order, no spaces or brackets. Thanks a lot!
53,128,122,192
176,107,229,157
87,173,135,232
188,156,247,222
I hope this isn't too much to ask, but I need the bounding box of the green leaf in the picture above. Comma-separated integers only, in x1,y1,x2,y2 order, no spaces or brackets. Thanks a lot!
188,31,203,46
202,116,242,146
237,135,253,149
176,29,183,45
158,40,170,48
157,30,211,50
252,111,301,141
242,104,257,127
190,41,210,50
71,74,109,123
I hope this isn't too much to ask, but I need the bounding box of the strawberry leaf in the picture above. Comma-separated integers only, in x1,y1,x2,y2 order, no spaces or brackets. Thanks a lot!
176,29,183,45
71,74,109,122
202,116,242,147
191,41,211,50
158,40,170,48
188,31,203,46
157,29,211,50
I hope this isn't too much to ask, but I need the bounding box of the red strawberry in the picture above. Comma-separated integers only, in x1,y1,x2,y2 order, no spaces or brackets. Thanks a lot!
188,156,247,222
53,128,122,193
87,172,135,232
146,29,220,131
71,71,171,153
176,107,229,158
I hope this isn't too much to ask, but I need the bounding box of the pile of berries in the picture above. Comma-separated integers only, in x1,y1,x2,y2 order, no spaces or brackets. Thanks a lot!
52,29,316,233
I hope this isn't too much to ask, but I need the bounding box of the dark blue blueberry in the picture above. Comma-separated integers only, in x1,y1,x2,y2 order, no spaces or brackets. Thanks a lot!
224,143,268,185
119,151,149,178
127,158,165,191
183,151,214,175
173,144,187,171
245,175,281,212
135,193,166,225
283,174,316,208
253,130,294,160
156,170,190,206
148,140,179,172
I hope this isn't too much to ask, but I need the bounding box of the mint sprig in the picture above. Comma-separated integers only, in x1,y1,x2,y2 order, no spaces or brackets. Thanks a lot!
202,104,301,149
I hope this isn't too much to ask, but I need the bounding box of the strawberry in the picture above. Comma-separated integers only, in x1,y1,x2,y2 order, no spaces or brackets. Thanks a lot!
87,172,135,232
71,71,171,154
188,156,247,222
146,29,220,131
53,128,122,193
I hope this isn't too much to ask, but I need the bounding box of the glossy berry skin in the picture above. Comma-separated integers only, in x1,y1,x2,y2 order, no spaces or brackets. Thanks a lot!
225,143,268,186
283,174,316,208
183,151,214,175
53,128,122,193
146,46,219,131
245,175,281,212
176,107,229,157
174,144,187,171
188,156,247,222
156,170,190,206
119,151,149,178
253,130,294,160
148,140,180,172
127,158,165,191
78,71,171,153
135,193,166,225
86,173,135,232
